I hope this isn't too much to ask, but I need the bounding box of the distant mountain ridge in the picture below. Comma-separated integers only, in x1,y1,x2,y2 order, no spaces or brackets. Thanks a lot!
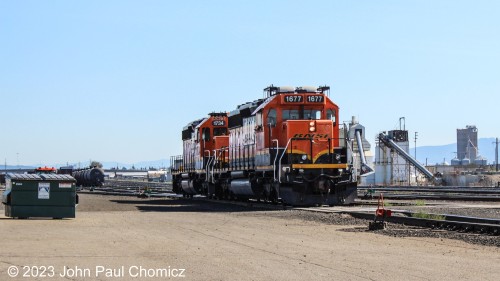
3,139,498,170
1,159,170,170
415,138,497,165
101,159,169,169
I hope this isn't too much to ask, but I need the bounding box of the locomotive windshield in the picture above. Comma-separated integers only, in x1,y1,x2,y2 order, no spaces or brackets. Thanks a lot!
283,109,321,121
214,127,227,136
282,109,299,120
303,109,321,120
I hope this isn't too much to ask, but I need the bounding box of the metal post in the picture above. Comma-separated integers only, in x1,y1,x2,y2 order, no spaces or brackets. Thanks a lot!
496,138,499,172
399,117,405,131
414,132,418,184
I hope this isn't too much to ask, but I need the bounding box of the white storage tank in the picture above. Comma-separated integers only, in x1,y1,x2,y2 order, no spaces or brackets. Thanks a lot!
451,157,461,166
474,155,487,166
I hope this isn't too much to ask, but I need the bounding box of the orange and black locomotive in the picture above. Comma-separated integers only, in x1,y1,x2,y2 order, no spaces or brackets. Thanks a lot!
171,85,357,206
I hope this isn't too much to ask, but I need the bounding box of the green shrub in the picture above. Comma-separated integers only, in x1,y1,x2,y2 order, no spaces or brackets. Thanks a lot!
411,212,445,220
414,200,426,206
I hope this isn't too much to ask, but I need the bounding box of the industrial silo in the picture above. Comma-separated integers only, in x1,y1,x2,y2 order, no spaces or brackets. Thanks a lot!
474,155,487,166
451,157,461,166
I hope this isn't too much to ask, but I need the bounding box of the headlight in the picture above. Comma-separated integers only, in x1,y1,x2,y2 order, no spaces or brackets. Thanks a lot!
301,154,308,161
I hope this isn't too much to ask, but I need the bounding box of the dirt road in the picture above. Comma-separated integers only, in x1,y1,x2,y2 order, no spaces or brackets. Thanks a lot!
0,194,498,280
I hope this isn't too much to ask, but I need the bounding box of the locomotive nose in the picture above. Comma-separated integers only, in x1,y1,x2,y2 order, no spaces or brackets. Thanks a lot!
284,119,334,164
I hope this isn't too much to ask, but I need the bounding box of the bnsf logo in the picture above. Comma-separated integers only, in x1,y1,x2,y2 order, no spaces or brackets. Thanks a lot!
293,134,329,138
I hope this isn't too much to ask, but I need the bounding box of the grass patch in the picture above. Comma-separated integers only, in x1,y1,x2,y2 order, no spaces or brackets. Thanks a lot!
411,212,445,220
383,201,393,207
414,199,426,206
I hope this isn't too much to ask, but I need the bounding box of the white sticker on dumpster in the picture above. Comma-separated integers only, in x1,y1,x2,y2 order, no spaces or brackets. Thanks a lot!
59,183,72,188
38,183,50,199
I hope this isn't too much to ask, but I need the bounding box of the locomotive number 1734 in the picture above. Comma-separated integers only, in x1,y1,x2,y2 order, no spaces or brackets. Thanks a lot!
212,120,225,126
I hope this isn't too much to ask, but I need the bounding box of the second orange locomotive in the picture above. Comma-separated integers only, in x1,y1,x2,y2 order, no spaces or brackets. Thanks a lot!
171,85,357,206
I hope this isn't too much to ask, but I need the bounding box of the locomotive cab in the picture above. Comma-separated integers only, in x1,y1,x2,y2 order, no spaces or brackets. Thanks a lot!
251,85,356,205
171,112,229,196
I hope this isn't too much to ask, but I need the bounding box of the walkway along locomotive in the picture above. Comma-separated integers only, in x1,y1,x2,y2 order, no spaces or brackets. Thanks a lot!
170,85,357,206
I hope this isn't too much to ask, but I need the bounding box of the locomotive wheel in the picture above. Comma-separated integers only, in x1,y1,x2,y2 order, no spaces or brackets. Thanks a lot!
270,190,278,205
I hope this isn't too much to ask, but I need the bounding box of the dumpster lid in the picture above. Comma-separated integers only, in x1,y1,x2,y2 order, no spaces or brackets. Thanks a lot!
6,173,43,180
40,174,76,182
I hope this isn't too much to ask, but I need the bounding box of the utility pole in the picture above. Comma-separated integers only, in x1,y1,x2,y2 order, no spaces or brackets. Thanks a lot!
16,152,19,170
494,138,499,172
414,132,418,159
414,132,418,184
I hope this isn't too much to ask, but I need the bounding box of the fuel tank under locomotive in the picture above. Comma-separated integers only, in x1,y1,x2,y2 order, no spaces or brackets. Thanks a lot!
72,167,105,187
229,179,258,198
179,173,205,195
228,171,260,198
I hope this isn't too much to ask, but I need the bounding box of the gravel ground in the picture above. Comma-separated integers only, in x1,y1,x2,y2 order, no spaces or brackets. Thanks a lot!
2,192,499,249
394,204,500,219
3,194,498,281
243,209,500,248
77,194,500,248
355,200,500,219
1,194,499,280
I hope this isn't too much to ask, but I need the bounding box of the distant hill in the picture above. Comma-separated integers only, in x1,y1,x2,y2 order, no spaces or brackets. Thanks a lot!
415,138,497,165
5,140,498,171
0,160,170,171
0,165,36,170
101,159,169,170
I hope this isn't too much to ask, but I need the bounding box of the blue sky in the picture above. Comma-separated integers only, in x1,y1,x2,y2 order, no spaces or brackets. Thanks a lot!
1,1,499,166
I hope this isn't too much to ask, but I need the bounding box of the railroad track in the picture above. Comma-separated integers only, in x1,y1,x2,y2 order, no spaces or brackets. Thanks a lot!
297,207,500,236
90,182,500,201
83,181,500,236
79,179,173,197
358,186,500,201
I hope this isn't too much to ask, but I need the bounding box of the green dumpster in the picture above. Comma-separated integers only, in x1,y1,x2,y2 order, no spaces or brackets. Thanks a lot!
2,173,78,219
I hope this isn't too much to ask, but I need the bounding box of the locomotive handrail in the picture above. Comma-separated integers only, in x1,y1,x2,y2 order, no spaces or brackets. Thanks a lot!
204,150,212,182
228,143,257,170
210,149,217,183
210,147,228,183
277,138,293,183
272,139,279,182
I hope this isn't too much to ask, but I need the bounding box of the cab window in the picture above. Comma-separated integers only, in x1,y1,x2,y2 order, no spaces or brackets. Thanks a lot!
214,127,227,136
282,109,299,121
304,109,321,120
267,109,277,126
327,109,336,124
202,127,211,141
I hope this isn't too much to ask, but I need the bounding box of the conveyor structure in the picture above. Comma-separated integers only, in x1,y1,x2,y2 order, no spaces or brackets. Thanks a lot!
377,132,436,182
